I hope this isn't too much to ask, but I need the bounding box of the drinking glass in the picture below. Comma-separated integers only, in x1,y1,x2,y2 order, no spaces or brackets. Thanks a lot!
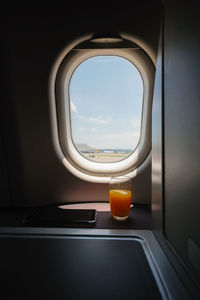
109,176,132,221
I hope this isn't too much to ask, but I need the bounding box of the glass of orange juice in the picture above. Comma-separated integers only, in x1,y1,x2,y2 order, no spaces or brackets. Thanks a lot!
109,176,132,221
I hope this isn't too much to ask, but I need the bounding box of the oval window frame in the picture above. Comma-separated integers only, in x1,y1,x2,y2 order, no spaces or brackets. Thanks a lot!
50,34,155,183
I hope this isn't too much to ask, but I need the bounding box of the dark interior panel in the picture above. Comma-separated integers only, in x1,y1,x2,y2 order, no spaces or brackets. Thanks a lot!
0,236,162,300
164,0,200,287
151,27,163,233
0,137,10,206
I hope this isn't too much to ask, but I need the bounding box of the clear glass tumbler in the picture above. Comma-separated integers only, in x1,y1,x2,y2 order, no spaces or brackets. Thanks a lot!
109,176,132,221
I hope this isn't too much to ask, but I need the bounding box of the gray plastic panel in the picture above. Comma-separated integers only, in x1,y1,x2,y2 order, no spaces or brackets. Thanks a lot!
164,0,200,290
0,234,162,300
0,228,196,299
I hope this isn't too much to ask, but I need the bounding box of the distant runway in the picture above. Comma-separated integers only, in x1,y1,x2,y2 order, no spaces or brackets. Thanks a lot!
82,152,130,163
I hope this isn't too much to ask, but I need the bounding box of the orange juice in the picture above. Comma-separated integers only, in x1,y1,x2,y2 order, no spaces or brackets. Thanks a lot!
109,189,131,218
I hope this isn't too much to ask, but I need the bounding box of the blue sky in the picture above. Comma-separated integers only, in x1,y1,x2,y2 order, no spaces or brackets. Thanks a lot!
69,55,143,150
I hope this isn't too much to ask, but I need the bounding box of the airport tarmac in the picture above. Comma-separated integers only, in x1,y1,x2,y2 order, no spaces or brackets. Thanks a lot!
82,152,130,163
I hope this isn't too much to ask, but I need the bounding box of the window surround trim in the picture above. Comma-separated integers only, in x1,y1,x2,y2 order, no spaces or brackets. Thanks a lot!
49,34,155,183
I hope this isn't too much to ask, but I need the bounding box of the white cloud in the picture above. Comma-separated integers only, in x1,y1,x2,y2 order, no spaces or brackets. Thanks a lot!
89,115,112,124
70,101,78,113
94,57,121,63
91,128,96,132
77,114,86,120
98,131,140,149
78,127,85,132
130,117,141,128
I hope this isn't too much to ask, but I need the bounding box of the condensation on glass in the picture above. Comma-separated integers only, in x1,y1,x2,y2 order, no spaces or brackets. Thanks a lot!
69,55,143,163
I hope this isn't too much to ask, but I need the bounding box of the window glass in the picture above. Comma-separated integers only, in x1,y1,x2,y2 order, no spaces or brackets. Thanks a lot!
69,55,143,163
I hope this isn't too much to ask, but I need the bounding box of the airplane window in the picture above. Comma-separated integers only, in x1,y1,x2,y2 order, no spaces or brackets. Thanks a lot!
51,35,155,182
69,56,143,163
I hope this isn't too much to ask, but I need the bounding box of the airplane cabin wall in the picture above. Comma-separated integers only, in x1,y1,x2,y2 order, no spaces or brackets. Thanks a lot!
1,2,161,207
152,0,200,290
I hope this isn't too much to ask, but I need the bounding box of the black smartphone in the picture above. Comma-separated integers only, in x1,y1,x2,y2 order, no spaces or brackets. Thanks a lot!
22,206,97,227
